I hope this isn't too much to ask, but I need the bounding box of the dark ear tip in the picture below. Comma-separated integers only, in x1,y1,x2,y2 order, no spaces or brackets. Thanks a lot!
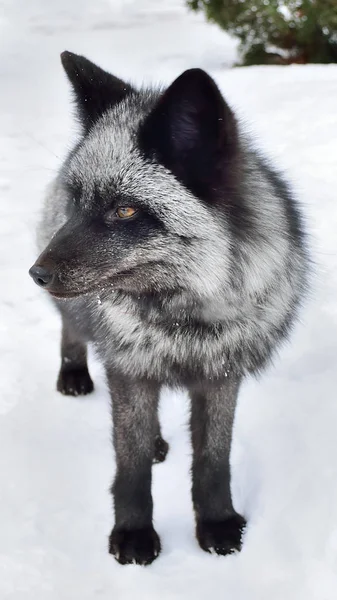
181,68,209,77
174,68,217,90
60,51,79,69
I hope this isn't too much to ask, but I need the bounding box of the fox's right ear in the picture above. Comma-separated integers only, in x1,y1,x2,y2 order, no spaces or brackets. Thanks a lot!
61,51,132,132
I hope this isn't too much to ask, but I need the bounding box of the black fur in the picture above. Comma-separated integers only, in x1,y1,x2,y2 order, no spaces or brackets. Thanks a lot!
29,52,309,565
61,51,133,133
57,317,94,395
139,68,238,201
196,515,246,555
109,526,161,566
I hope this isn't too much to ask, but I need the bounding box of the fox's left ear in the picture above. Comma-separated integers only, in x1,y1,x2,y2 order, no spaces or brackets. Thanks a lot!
139,69,238,199
61,51,132,132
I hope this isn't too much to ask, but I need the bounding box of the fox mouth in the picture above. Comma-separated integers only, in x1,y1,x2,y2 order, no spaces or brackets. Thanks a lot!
47,272,131,299
48,288,99,299
44,261,168,299
47,273,129,299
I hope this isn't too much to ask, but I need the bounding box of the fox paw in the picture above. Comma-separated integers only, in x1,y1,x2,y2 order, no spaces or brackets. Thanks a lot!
196,514,246,556
57,366,94,396
109,526,161,565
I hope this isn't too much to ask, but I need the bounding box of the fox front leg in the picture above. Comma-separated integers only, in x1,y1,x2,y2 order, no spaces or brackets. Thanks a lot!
189,376,246,555
107,372,162,565
57,316,94,396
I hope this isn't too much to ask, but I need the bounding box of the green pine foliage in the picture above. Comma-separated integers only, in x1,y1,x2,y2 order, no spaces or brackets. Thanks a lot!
188,0,337,65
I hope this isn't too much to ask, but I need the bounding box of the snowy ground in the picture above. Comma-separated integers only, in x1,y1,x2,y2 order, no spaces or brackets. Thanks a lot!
1,0,337,598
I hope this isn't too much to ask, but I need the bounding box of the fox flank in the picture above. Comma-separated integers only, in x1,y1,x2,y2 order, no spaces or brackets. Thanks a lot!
29,51,308,565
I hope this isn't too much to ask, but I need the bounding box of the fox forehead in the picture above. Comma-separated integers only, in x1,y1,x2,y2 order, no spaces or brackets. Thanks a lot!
65,96,148,194
64,98,224,240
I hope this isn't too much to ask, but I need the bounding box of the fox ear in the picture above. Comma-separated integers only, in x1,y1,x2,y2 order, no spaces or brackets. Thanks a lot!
139,68,237,198
61,51,132,131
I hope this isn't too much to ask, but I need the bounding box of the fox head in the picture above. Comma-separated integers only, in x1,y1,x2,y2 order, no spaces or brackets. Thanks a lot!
29,52,240,302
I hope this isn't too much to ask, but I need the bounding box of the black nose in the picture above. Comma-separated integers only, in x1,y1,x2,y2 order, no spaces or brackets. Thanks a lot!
29,265,53,288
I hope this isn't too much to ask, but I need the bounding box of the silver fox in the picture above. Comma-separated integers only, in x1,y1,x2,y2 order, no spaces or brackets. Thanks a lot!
29,51,308,565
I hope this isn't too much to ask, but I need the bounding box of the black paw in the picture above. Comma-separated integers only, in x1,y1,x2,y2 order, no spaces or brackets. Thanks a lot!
196,514,246,556
57,366,94,396
109,526,161,565
153,435,169,464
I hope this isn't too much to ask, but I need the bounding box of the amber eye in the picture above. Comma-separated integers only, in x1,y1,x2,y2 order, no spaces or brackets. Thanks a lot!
116,207,138,219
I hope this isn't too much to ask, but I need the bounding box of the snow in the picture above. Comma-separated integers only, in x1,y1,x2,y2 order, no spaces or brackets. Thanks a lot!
1,0,337,598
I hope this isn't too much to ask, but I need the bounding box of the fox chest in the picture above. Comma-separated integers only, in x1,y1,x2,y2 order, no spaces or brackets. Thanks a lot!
98,301,228,382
